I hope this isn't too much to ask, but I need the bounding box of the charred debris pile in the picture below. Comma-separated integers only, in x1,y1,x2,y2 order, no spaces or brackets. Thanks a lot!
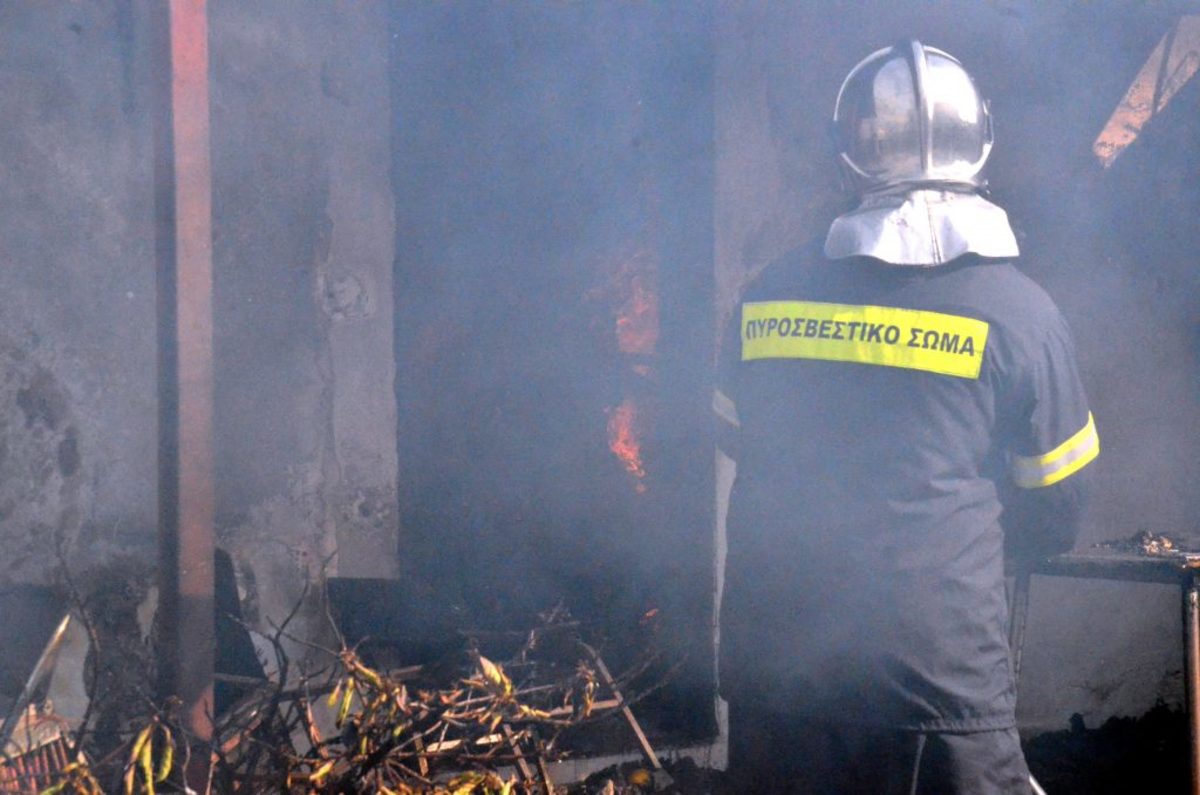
0,577,688,795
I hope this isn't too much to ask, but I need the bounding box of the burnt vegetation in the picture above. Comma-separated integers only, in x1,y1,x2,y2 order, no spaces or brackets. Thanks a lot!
2,584,680,795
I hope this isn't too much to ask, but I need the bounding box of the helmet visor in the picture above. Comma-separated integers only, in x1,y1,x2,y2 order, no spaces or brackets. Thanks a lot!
836,56,922,185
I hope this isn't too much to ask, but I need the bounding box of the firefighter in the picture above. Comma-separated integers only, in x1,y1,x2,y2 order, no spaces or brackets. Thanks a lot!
715,41,1096,794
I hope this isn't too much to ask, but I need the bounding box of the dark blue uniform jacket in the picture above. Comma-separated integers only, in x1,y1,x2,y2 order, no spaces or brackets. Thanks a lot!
716,246,1096,731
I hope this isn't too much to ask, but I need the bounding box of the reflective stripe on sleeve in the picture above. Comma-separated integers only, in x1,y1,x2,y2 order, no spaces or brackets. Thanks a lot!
1012,412,1099,488
713,388,740,428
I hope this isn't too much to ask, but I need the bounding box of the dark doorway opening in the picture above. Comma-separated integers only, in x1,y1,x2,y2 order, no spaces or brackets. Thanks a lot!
390,3,716,744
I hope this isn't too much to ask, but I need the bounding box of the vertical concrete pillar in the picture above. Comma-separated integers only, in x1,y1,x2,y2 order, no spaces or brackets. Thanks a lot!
318,1,399,577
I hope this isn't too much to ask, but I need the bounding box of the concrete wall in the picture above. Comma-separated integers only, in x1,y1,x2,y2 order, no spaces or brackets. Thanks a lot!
714,1,1200,731
209,0,399,633
0,2,153,583
0,2,398,639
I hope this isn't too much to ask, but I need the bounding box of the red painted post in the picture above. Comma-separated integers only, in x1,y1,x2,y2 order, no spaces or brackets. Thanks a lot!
152,0,215,784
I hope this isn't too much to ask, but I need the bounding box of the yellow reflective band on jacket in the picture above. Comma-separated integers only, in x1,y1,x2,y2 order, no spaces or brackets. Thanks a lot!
740,300,990,379
1012,412,1099,488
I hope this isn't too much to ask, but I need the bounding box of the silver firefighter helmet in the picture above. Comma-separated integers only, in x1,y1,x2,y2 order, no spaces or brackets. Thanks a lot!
833,40,993,195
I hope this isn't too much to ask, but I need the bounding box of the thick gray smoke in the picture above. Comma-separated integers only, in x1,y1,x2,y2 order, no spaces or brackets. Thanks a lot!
389,3,716,735
0,0,1196,750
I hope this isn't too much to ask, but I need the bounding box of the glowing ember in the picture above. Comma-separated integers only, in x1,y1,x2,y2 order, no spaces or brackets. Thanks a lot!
606,398,647,493
615,257,659,355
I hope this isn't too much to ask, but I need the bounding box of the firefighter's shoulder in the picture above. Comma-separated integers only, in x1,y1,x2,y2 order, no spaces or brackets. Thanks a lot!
738,238,827,303
959,258,1064,325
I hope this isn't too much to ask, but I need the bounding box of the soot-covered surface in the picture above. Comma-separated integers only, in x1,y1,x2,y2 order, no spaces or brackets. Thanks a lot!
1024,704,1189,793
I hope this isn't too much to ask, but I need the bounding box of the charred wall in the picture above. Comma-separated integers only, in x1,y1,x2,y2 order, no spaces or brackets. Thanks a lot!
0,0,715,711
715,1,1200,731
0,2,399,642
0,3,151,583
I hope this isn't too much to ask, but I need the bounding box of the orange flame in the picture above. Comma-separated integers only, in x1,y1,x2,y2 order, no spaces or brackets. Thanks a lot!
590,243,657,494
606,398,647,493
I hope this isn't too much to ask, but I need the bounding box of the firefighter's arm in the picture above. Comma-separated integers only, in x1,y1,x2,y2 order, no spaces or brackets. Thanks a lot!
1002,311,1098,562
1002,461,1091,561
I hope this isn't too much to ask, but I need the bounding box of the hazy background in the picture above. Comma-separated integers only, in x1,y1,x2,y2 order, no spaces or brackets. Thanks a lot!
0,0,1196,740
